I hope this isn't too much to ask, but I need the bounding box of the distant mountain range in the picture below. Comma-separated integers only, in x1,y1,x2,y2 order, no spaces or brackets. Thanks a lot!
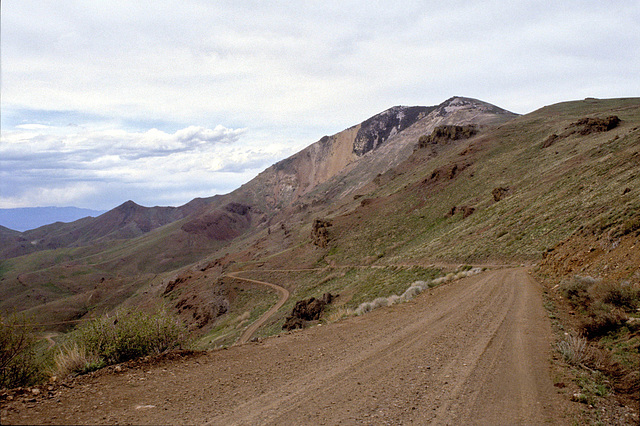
0,207,106,232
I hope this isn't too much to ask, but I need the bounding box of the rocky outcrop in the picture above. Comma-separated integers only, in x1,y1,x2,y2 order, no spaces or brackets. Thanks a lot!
446,205,476,219
417,125,478,149
423,162,469,185
573,116,620,135
541,115,621,149
492,187,511,202
541,133,561,149
311,218,333,248
282,293,335,331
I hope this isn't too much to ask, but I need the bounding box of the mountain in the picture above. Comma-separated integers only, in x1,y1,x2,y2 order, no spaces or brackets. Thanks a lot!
0,207,106,232
0,97,515,262
1,97,637,343
220,97,517,213
0,199,211,259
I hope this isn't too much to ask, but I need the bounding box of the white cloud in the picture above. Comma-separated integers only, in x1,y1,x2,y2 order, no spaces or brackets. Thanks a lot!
0,183,100,210
0,124,298,209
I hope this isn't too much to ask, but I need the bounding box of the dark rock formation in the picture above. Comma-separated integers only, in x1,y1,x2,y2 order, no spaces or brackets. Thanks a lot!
445,205,475,219
423,162,469,185
542,116,621,149
417,125,478,149
573,116,620,135
353,106,432,156
282,293,335,331
224,202,251,216
492,187,511,202
461,205,476,218
541,134,561,149
311,218,333,248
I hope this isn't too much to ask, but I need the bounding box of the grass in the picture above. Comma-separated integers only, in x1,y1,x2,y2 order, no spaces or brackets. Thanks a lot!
2,98,640,413
353,267,482,316
557,334,592,366
191,265,446,343
194,284,278,348
559,275,638,338
574,370,611,405
53,343,105,376
322,99,640,265
551,272,640,410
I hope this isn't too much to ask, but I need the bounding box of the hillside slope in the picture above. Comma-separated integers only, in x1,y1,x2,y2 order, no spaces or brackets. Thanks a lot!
0,199,210,260
0,98,514,264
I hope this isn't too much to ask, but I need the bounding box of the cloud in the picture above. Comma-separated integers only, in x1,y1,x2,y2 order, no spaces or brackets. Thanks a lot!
6,0,636,128
0,124,298,209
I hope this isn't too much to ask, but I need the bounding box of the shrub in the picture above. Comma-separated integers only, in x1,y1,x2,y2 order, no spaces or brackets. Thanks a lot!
600,283,639,311
0,314,45,388
557,334,592,366
353,268,483,316
561,275,598,308
325,307,355,323
57,307,187,375
54,343,104,377
580,308,627,339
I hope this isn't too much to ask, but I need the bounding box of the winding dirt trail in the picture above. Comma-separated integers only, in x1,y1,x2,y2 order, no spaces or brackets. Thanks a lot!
2,268,568,425
226,271,290,345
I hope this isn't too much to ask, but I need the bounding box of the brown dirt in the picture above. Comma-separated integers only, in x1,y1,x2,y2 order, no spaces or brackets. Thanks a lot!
2,268,572,425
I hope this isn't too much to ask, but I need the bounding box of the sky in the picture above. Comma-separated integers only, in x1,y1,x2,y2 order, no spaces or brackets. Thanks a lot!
1,1,638,210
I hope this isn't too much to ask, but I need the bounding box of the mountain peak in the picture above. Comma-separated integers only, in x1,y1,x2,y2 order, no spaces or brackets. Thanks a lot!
436,97,517,118
116,200,143,211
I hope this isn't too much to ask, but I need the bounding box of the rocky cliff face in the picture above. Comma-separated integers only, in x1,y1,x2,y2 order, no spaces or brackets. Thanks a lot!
294,97,519,204
232,106,434,211
235,100,516,212
352,106,433,156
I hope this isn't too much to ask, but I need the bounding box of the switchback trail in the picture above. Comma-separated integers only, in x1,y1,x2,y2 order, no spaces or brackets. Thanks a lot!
3,268,568,425
226,271,290,345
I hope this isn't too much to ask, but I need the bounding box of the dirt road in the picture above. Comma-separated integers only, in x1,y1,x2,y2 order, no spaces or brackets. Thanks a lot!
227,271,290,345
3,268,567,425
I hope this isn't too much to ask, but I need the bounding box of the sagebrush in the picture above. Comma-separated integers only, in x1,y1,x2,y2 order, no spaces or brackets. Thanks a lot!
557,334,592,366
0,314,45,388
560,276,639,338
56,308,187,376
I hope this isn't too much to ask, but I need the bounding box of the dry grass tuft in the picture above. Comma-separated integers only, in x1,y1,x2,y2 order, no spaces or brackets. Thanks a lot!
354,268,483,316
53,343,104,377
557,334,592,366
325,307,355,323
